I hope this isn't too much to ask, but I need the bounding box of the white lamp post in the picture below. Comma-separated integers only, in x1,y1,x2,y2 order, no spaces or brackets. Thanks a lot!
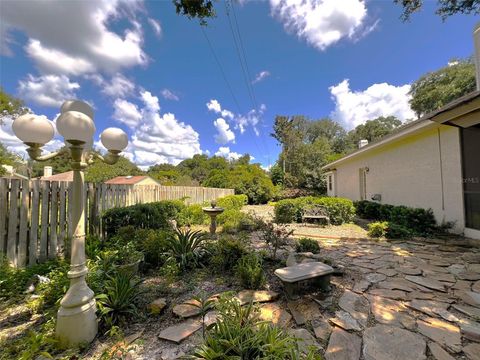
12,100,128,346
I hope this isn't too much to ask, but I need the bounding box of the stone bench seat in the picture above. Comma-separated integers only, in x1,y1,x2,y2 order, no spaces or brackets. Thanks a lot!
275,262,334,298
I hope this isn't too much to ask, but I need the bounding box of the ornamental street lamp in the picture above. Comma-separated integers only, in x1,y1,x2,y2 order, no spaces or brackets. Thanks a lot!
12,100,128,346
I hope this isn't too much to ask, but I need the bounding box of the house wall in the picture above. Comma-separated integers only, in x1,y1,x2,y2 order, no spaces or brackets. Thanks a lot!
332,125,465,233
136,177,160,186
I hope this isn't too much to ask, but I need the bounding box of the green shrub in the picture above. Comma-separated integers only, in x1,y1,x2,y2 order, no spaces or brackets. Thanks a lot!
218,209,257,234
181,204,209,225
367,221,388,238
217,194,248,210
274,196,355,225
138,229,172,267
355,200,436,236
191,296,320,359
211,235,249,272
102,200,186,237
386,223,412,239
259,222,294,260
295,238,320,253
235,254,266,290
96,272,144,328
164,228,208,271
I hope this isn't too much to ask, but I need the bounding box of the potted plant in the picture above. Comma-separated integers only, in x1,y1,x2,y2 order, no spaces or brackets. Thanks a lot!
113,242,144,275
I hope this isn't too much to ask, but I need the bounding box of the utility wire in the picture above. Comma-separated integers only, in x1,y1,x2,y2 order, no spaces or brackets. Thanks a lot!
201,26,243,114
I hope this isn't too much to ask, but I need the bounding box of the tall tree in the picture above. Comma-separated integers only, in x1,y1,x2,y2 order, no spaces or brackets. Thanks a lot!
395,0,480,20
409,59,476,117
0,87,29,125
347,116,403,147
173,0,216,25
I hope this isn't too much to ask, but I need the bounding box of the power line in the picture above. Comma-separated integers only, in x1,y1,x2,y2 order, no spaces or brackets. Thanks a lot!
200,26,243,114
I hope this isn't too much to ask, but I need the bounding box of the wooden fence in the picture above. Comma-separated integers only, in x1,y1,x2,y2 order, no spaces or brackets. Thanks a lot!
0,178,234,267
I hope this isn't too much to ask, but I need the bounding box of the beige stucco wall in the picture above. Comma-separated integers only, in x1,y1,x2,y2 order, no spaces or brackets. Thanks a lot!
136,177,160,186
331,125,465,233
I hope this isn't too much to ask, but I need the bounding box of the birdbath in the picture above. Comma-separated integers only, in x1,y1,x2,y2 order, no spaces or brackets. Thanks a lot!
202,200,224,235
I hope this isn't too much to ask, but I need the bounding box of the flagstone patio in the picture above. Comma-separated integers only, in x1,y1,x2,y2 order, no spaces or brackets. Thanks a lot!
144,236,480,359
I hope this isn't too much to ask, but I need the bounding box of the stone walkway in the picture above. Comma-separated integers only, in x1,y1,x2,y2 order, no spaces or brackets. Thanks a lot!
145,237,480,359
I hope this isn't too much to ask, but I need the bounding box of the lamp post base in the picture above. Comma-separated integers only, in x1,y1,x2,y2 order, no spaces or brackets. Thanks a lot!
56,298,97,346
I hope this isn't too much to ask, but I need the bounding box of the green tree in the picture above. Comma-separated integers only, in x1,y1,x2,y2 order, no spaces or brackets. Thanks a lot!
347,116,403,147
395,0,480,20
173,0,216,25
31,147,72,177
409,59,476,117
0,88,29,125
85,155,143,183
0,143,23,176
269,163,284,186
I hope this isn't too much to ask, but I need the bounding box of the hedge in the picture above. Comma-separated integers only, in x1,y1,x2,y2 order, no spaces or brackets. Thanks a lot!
274,196,355,225
102,194,249,237
355,200,436,236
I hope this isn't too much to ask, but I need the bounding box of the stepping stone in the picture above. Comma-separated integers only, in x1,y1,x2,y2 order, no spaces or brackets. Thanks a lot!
312,317,332,341
236,290,279,305
452,304,480,320
287,299,322,325
407,291,435,300
452,280,472,291
473,280,480,293
173,300,201,318
457,290,480,308
368,288,407,301
352,280,370,294
397,266,422,276
447,264,466,275
377,268,398,277
405,275,446,292
430,273,456,283
158,319,201,344
417,317,462,353
378,279,414,292
147,298,167,315
368,295,414,330
258,303,292,328
468,264,480,273
365,273,387,284
406,299,449,317
430,260,452,267
428,342,455,360
289,328,321,354
463,343,480,360
458,319,480,342
422,264,450,274
363,325,426,360
329,310,362,331
458,272,480,281
338,290,369,328
325,327,361,360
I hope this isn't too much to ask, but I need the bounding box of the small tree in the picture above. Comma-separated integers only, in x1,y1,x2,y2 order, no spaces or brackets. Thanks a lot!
259,221,294,260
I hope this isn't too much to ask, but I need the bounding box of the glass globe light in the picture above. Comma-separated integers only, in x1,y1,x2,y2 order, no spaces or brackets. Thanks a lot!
12,114,54,144
56,110,95,143
100,128,128,151
60,100,94,119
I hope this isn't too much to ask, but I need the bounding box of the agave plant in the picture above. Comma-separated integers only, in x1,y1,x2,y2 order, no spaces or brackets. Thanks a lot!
164,227,208,271
96,272,144,328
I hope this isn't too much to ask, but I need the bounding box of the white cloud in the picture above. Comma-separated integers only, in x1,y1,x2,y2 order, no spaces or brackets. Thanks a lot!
1,0,147,75
269,0,371,51
18,74,80,107
112,90,202,167
148,18,162,37
113,99,143,128
213,118,235,144
206,99,266,135
161,88,180,101
206,99,234,120
252,70,271,84
102,73,136,98
214,147,242,161
329,79,416,129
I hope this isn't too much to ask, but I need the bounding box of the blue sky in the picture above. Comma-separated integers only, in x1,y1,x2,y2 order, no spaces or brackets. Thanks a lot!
0,0,478,169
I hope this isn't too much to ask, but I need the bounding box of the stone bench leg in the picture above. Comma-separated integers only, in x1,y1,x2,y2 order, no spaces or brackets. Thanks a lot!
313,275,331,292
283,281,300,300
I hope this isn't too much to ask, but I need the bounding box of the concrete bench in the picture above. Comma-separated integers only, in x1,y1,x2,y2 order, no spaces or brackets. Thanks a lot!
274,262,334,299
302,205,330,225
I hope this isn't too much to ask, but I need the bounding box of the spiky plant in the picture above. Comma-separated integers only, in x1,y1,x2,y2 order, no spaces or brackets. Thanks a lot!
164,227,208,271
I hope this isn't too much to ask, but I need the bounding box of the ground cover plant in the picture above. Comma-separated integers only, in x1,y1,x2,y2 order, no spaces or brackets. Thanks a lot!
295,237,321,253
